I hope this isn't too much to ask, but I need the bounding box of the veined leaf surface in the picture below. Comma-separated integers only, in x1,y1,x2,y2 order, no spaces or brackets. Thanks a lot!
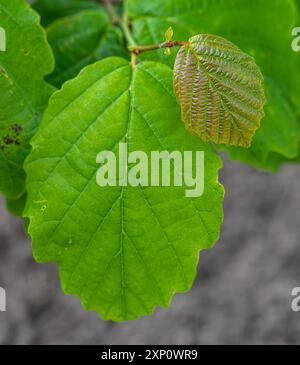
25,58,224,321
225,78,300,171
127,0,300,170
174,34,266,147
0,0,54,198
46,10,128,87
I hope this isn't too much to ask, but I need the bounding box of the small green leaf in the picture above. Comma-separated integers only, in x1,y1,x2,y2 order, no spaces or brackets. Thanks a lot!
0,0,54,199
164,47,171,56
46,10,128,87
25,57,224,321
174,34,266,147
165,26,173,42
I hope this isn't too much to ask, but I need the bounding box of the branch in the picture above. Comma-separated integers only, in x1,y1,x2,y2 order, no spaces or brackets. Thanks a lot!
102,0,136,46
101,0,120,25
129,41,189,55
102,0,188,67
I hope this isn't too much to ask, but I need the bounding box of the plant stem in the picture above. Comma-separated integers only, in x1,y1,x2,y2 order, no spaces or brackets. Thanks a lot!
121,13,136,47
101,0,119,25
102,0,188,65
102,0,136,46
131,52,137,69
129,40,189,55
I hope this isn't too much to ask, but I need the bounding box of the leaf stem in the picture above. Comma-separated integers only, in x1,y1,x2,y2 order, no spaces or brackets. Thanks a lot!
131,52,137,68
102,0,136,46
102,0,188,65
101,0,119,25
129,40,189,55
121,13,136,47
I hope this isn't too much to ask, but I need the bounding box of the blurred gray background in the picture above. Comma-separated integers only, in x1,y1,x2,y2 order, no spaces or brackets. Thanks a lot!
1,155,300,345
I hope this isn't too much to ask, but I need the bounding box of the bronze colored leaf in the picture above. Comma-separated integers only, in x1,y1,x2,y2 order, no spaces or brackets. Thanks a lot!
174,34,266,147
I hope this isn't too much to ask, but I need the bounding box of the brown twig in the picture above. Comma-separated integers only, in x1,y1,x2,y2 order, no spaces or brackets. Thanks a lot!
129,41,189,55
101,0,188,67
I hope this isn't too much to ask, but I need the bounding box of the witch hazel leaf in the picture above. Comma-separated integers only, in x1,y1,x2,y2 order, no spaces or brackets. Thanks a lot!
225,77,300,171
174,34,266,147
24,57,224,322
46,10,129,88
94,26,129,62
0,0,54,199
46,9,110,87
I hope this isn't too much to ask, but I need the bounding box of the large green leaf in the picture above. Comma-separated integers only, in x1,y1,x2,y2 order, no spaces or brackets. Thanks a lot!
127,0,300,171
0,0,54,199
24,57,224,321
46,10,128,87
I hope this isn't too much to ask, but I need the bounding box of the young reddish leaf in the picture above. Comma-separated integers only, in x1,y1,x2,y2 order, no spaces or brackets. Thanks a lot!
174,34,266,147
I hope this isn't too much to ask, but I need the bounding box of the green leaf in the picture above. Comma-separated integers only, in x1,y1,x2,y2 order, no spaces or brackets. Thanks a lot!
46,9,128,87
0,0,54,199
165,26,173,42
24,57,224,321
6,193,27,217
174,34,266,147
32,0,103,26
94,26,129,61
225,78,300,171
127,0,300,170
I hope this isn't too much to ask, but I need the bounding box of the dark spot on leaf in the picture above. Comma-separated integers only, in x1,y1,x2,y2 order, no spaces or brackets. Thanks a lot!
1,125,23,148
10,123,23,134
3,136,14,145
10,124,23,136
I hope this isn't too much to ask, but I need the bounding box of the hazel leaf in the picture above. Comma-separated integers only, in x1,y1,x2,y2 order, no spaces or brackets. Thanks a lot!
46,9,128,87
174,34,266,148
24,57,224,321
